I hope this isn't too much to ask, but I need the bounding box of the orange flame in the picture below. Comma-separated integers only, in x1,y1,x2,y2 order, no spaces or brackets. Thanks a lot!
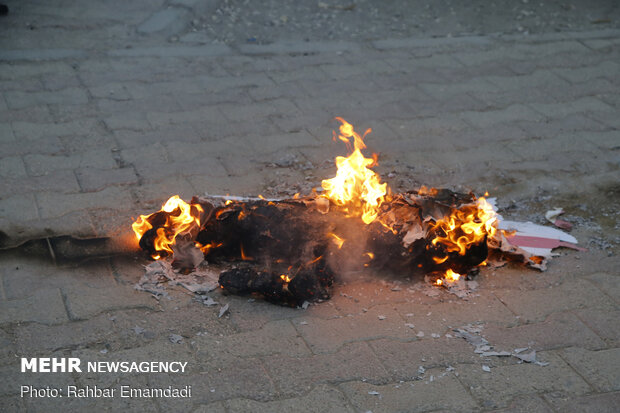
321,118,387,224
435,269,462,286
431,196,497,255
280,274,292,283
329,233,345,249
132,195,202,258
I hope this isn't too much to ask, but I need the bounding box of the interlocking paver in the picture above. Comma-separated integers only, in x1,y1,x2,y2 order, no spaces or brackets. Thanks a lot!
0,4,618,411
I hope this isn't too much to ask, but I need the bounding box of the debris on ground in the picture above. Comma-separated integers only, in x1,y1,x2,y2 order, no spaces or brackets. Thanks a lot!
169,334,183,344
218,303,229,318
135,260,220,297
545,208,573,230
455,324,549,367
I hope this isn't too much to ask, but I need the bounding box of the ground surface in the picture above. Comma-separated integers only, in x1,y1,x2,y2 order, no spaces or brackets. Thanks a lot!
0,0,619,412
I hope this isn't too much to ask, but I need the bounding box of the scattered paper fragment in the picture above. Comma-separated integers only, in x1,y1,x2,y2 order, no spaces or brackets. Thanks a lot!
378,315,386,320
368,391,380,396
545,208,573,230
218,303,229,318
202,296,218,306
405,323,415,329
302,301,310,309
417,331,425,338
299,321,308,325
132,326,146,335
482,365,491,372
169,334,183,344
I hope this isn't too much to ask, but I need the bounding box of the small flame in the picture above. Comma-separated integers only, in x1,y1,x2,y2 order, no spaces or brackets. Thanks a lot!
329,233,345,249
321,118,387,224
131,195,202,259
240,244,253,261
431,196,497,255
365,252,374,259
280,274,292,283
435,269,462,286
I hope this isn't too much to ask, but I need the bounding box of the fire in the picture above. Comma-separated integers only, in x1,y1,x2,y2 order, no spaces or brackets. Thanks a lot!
329,233,345,249
280,274,292,283
431,196,497,256
132,195,202,258
321,118,387,224
435,269,462,286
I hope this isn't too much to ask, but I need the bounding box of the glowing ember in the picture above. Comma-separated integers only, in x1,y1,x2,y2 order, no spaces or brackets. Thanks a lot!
435,269,463,285
329,232,345,249
321,117,387,224
132,195,202,259
431,196,498,256
280,274,292,283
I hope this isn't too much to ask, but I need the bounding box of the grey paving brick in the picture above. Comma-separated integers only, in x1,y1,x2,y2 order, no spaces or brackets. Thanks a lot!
495,279,615,323
553,60,620,84
62,282,157,320
458,351,591,409
0,288,68,325
4,87,89,110
295,304,415,353
88,83,132,100
528,97,615,119
11,118,104,140
0,193,38,221
0,169,81,198
560,347,620,392
339,371,478,413
146,105,224,128
108,44,231,58
582,130,620,151
75,167,138,192
490,394,554,413
137,7,187,34
0,48,88,61
14,313,116,353
226,384,353,413
194,403,227,413
0,122,15,143
543,391,620,413
0,156,27,179
483,312,607,352
24,149,117,176
373,34,492,50
459,104,544,128
132,176,197,205
40,72,82,91
104,113,152,131
0,359,75,397
575,308,620,346
0,61,73,80
239,40,360,55
148,356,276,404
506,134,601,162
193,319,310,360
369,337,480,380
263,342,389,396
36,186,134,219
0,105,54,125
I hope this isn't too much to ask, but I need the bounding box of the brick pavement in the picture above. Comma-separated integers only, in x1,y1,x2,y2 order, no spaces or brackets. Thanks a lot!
1,3,619,412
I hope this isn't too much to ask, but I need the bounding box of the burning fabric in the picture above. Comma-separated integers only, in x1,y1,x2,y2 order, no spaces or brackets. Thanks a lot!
131,118,579,306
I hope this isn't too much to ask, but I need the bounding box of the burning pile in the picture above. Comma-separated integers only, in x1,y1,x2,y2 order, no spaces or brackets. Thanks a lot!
132,118,539,305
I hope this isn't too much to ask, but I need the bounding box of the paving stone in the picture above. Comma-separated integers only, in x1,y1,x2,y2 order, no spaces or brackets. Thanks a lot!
543,391,620,413
587,273,620,303
24,149,117,176
553,60,620,84
75,167,138,192
226,384,353,413
339,371,478,413
457,351,591,409
489,394,554,413
0,155,27,179
0,288,68,325
4,87,89,110
0,193,38,221
193,402,227,413
132,176,199,205
494,279,615,323
36,186,134,219
575,308,620,346
62,281,158,320
459,104,544,128
0,357,75,397
137,7,187,34
192,319,310,361
528,97,615,119
263,342,389,396
0,122,14,143
0,169,81,198
12,118,105,141
295,304,416,353
369,337,480,380
559,347,620,392
14,313,116,354
483,312,606,352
